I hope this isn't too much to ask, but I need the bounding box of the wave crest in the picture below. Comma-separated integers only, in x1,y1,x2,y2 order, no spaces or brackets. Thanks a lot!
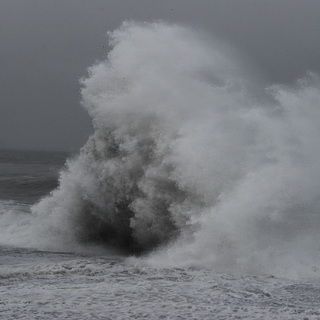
28,22,320,277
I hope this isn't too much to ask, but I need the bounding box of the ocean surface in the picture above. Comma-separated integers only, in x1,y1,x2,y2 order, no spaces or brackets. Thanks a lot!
2,22,320,319
1,150,320,319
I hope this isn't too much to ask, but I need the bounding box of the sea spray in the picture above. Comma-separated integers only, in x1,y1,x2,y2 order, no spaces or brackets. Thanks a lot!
4,21,320,277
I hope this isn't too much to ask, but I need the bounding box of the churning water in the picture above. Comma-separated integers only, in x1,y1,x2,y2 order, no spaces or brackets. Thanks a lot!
1,22,320,319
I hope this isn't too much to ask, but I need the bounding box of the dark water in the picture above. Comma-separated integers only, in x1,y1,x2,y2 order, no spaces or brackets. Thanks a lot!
0,149,68,203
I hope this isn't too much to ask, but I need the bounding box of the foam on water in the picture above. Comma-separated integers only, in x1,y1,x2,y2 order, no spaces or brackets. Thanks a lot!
2,21,320,278
3,246,319,320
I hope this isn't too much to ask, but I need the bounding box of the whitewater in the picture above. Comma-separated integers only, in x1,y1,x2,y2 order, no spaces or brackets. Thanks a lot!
1,22,320,319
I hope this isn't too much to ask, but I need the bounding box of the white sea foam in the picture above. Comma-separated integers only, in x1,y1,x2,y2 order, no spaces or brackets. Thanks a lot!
2,21,320,278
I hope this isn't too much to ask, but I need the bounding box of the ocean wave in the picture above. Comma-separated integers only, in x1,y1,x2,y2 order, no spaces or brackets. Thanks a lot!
3,21,320,278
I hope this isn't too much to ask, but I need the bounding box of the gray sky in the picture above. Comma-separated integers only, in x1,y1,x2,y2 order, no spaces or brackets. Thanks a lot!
1,0,320,151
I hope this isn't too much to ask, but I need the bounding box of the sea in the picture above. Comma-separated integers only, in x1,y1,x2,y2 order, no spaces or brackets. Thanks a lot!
0,150,319,320
2,21,320,319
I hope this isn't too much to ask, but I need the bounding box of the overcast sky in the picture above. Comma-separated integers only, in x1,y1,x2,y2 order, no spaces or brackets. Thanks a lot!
1,0,320,151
